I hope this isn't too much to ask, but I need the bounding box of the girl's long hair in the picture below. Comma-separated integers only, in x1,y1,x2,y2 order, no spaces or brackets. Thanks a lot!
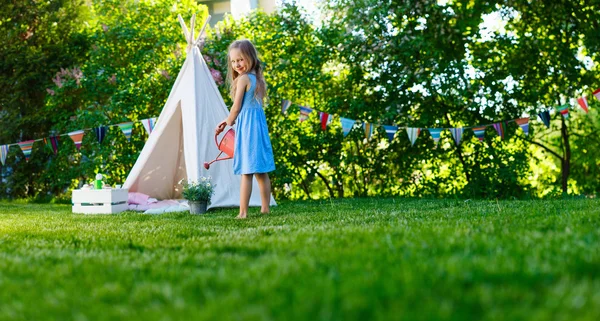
226,39,267,104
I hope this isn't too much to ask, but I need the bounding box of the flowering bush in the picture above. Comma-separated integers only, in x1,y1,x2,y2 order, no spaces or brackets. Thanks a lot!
180,177,215,203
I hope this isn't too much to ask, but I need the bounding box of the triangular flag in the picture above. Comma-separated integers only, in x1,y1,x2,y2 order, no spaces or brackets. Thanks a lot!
538,110,551,128
515,118,529,136
577,96,589,114
68,130,85,150
282,100,292,115
363,122,374,139
94,126,108,144
17,140,35,161
299,106,313,122
340,117,356,137
556,104,569,119
593,88,600,102
427,128,443,144
492,122,507,140
319,112,332,130
449,128,464,145
406,127,421,146
472,126,487,142
383,125,398,142
1,145,9,165
141,117,157,136
117,122,134,141
44,136,60,154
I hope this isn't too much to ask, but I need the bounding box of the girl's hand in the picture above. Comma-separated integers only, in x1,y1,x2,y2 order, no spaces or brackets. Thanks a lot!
215,121,227,135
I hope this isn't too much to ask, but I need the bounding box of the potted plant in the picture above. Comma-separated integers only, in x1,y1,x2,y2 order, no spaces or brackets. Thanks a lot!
180,177,215,214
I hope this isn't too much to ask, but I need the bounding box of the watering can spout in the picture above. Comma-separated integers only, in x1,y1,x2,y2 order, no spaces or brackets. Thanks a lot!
204,128,235,170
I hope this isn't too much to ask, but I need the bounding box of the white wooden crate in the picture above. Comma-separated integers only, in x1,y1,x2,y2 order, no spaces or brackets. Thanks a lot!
72,188,129,214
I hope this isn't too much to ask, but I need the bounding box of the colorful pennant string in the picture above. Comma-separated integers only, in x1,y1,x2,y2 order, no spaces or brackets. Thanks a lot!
17,140,35,161
472,126,487,142
538,110,551,128
577,96,589,114
94,126,108,144
383,125,398,142
449,127,464,145
282,100,292,115
1,145,9,165
117,122,133,141
68,130,85,151
556,104,569,119
427,128,443,145
319,112,332,130
340,117,356,137
141,117,157,136
406,128,421,146
515,118,529,136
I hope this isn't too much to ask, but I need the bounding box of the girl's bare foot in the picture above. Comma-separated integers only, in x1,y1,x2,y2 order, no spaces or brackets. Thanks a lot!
236,214,247,219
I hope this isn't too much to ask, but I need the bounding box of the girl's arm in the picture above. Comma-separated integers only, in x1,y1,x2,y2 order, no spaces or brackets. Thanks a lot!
226,75,250,126
216,75,250,134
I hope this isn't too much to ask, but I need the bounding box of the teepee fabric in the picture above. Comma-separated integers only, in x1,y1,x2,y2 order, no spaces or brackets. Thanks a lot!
124,15,275,208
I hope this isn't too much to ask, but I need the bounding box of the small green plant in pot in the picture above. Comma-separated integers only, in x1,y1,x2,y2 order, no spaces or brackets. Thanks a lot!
180,177,215,214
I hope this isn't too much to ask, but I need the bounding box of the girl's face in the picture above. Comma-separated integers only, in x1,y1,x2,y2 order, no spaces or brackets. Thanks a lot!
230,48,249,74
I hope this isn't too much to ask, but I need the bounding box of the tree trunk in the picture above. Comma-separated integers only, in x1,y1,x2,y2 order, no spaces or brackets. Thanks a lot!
316,171,335,198
561,116,571,194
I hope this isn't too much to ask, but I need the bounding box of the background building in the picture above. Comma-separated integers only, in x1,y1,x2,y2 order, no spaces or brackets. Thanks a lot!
198,0,277,24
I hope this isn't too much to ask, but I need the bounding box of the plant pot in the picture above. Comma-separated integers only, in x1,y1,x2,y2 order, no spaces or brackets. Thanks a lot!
189,201,208,214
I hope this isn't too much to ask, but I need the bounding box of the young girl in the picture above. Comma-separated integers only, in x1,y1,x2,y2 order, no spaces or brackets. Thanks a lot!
215,39,276,219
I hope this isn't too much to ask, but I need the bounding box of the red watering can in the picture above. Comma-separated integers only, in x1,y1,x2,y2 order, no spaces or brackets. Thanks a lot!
204,128,235,169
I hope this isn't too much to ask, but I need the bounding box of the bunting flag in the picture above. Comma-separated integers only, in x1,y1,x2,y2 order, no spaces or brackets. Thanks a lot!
492,122,507,140
340,117,356,137
577,96,589,114
556,104,569,119
449,128,464,145
94,126,108,144
538,110,551,128
281,100,292,115
18,140,35,161
363,122,374,139
383,125,398,142
44,136,60,154
117,122,134,141
472,126,487,142
427,128,443,145
406,127,421,146
1,145,9,165
515,118,529,136
141,117,157,136
319,112,332,130
68,130,85,150
593,88,600,102
299,106,313,122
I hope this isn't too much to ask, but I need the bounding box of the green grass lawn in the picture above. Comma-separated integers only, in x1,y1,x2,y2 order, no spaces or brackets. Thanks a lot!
0,198,599,321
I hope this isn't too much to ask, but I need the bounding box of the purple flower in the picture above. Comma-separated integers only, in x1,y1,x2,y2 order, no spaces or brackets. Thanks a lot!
210,68,223,85
46,88,55,96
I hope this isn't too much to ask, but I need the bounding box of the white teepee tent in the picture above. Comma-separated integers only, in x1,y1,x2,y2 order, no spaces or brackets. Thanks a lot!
123,14,275,209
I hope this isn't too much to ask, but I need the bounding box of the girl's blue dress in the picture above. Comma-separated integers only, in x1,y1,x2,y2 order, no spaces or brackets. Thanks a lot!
233,73,276,175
